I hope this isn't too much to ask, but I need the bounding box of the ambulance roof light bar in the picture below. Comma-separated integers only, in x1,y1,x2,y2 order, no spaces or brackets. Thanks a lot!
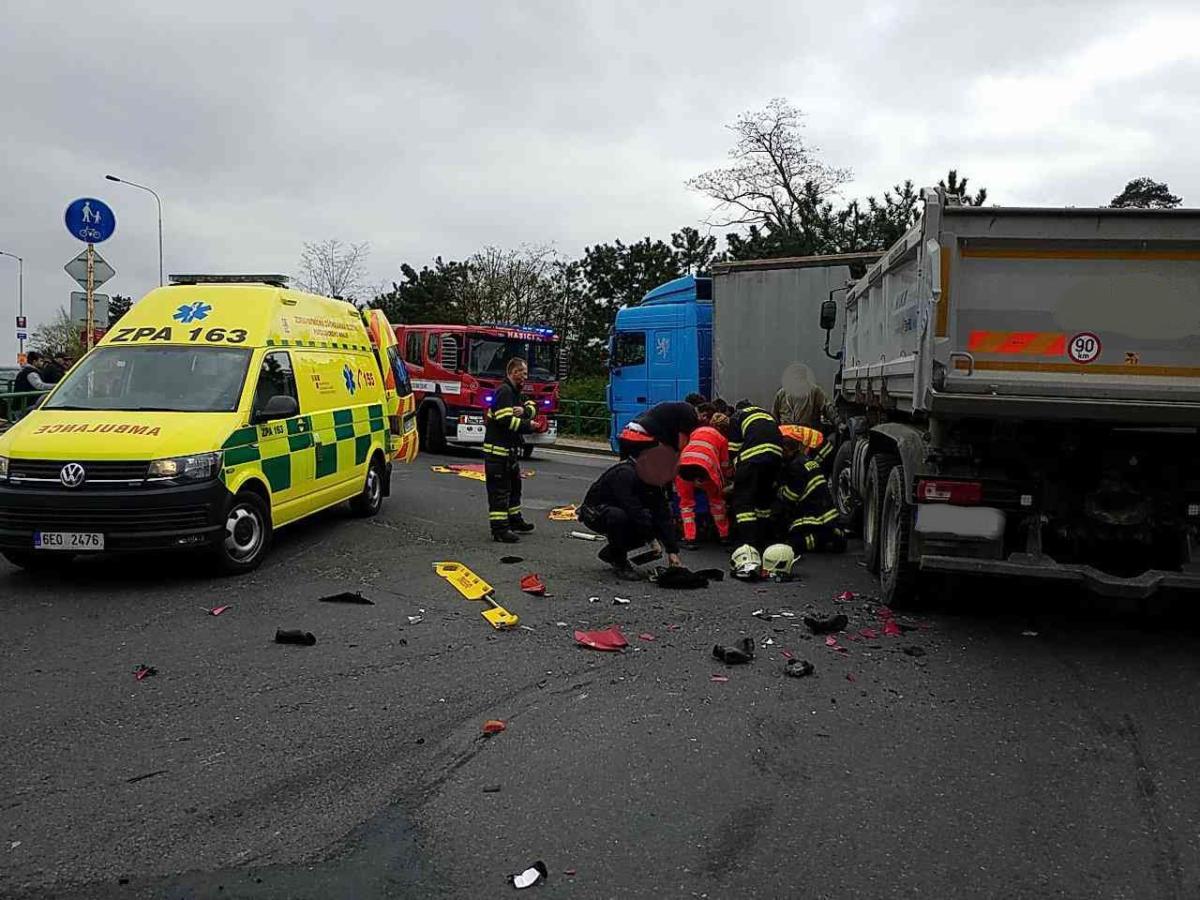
169,274,290,287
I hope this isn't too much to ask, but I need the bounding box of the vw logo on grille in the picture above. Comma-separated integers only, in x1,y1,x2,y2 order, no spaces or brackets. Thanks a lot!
59,463,86,489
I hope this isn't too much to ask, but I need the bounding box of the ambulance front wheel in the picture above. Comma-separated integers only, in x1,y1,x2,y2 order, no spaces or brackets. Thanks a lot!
214,490,273,575
350,457,386,517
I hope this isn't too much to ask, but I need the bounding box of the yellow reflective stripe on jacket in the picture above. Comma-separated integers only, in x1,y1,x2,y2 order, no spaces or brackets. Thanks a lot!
799,475,829,500
737,442,783,463
790,509,840,529
482,443,513,457
779,485,801,502
728,441,743,455
739,411,773,433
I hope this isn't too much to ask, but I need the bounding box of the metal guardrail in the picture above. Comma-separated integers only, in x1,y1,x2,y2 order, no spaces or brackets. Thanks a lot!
0,390,48,425
557,399,610,438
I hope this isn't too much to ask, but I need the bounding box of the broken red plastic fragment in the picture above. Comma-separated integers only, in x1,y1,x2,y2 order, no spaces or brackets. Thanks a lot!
574,626,628,651
208,605,231,616
482,719,507,735
564,869,577,876
519,573,546,596
781,649,795,660
835,591,856,602
858,627,879,640
638,633,656,642
710,674,729,683
876,605,894,619
883,620,903,637
824,636,848,654
133,664,157,681
846,672,857,682
667,624,681,631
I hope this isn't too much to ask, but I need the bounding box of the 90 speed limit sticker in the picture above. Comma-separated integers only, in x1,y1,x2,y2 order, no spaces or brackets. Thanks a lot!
1068,332,1101,364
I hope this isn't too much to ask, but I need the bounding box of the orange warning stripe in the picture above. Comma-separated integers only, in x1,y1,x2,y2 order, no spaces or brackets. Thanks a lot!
955,360,1200,378
967,330,1066,356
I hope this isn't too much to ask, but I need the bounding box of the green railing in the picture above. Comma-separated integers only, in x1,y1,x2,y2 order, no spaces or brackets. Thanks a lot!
557,399,611,438
0,390,48,425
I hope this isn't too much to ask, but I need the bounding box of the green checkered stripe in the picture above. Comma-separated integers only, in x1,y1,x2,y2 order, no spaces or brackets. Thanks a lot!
219,403,386,492
264,338,372,352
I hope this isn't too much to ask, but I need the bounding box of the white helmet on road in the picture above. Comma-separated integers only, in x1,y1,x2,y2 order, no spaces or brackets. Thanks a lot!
729,544,763,580
762,543,797,578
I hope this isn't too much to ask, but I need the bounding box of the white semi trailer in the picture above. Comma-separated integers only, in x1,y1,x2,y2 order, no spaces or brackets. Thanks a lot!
822,188,1200,604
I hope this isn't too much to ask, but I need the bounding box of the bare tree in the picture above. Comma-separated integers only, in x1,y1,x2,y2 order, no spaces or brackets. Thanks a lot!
296,239,370,302
459,245,562,325
687,98,850,240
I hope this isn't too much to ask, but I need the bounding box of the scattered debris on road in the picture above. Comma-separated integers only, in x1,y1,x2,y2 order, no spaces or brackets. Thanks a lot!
275,630,317,646
1022,630,1039,637
804,613,848,635
638,632,656,642
206,605,231,616
407,615,424,625
133,664,157,680
570,531,604,542
651,565,723,588
434,561,520,629
500,556,524,564
318,591,374,605
903,646,926,657
510,861,548,889
574,626,628,651
711,674,729,683
784,658,815,678
713,638,755,664
835,590,857,602
126,770,168,784
483,785,502,793
520,573,547,596
548,505,578,521
613,596,631,605
483,719,507,735
824,635,848,654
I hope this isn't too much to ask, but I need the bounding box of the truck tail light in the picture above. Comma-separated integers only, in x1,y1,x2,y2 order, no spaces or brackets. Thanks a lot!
916,479,982,505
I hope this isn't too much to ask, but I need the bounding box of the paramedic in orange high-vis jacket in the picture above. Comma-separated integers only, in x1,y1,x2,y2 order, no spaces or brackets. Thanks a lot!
675,409,733,548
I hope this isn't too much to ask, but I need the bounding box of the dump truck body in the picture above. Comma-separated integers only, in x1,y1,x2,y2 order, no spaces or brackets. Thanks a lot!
830,190,1200,603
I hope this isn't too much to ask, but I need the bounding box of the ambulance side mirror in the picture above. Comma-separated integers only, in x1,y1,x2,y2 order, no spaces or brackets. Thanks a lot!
819,299,837,331
256,394,299,423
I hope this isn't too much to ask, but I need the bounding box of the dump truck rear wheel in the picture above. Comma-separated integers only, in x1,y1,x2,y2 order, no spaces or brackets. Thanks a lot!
880,465,919,607
863,451,897,574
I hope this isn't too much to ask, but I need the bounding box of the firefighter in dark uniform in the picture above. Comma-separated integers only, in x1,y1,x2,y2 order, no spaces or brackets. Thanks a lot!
483,357,546,543
723,402,784,549
775,432,846,554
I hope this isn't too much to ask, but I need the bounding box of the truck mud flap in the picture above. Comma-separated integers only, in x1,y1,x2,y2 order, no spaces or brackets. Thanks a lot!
920,553,1200,600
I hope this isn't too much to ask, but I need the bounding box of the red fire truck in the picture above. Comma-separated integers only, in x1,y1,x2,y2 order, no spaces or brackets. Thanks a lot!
394,323,563,457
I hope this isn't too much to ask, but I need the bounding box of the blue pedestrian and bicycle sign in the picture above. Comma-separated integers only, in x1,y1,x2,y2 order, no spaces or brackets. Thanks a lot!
64,197,116,244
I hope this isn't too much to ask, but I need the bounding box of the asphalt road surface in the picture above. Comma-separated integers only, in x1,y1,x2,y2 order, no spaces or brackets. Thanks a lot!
2,447,1199,899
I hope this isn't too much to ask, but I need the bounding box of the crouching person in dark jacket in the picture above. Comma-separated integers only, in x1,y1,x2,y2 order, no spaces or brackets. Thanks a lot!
579,458,682,580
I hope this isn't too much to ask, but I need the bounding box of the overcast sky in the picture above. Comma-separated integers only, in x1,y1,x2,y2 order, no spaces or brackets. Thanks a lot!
2,0,1198,362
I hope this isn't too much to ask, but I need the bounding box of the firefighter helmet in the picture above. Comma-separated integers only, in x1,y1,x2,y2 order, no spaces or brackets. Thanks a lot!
762,543,798,578
729,544,763,579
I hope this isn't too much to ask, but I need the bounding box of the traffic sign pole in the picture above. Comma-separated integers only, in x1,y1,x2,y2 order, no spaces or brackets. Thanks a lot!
86,244,95,352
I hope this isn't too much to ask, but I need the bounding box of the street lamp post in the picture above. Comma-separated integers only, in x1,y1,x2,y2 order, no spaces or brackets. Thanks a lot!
105,174,163,286
0,250,23,358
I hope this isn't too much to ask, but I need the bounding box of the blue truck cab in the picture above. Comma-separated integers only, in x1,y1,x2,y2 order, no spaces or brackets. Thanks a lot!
607,274,712,451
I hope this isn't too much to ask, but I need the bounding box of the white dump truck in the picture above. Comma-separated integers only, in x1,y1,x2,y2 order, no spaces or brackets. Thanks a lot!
821,188,1200,604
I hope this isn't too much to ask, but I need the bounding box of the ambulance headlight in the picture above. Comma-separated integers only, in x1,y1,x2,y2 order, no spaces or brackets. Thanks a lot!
148,452,221,482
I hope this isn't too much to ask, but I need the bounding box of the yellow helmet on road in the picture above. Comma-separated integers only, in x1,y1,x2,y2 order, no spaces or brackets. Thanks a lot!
729,544,762,579
763,543,797,578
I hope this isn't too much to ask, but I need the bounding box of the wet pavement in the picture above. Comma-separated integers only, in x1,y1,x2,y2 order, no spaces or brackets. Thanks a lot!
2,447,1199,899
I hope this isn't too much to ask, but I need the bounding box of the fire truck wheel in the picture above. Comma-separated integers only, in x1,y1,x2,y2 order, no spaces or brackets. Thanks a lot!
421,407,446,453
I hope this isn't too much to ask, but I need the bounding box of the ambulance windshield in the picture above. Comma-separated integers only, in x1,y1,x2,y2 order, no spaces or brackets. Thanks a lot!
44,346,252,413
467,336,558,381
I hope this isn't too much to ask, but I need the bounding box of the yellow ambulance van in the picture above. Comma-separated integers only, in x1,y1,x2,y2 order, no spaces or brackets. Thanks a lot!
0,275,418,573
